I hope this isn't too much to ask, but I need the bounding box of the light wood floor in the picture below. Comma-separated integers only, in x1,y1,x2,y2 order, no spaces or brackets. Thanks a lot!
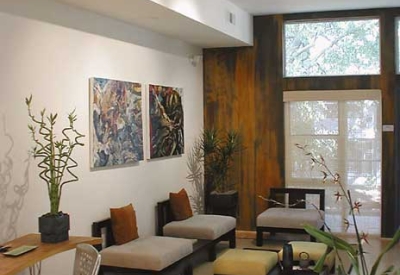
194,235,400,275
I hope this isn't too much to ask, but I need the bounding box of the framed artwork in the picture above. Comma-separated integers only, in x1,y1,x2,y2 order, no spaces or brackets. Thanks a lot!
148,84,184,159
90,77,143,168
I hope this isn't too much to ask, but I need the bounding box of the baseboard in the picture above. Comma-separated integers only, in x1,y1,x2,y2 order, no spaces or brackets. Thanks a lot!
236,230,256,239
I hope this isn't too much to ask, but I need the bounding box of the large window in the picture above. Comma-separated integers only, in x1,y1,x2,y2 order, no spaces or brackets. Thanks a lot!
284,18,380,77
284,90,382,235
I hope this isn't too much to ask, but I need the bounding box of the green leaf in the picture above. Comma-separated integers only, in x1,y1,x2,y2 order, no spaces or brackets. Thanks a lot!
312,249,328,273
370,228,400,275
380,265,394,275
305,225,362,274
304,224,357,255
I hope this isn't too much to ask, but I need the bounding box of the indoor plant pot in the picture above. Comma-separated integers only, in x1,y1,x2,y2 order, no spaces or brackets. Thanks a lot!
26,95,84,243
39,213,70,243
187,128,242,215
208,190,239,217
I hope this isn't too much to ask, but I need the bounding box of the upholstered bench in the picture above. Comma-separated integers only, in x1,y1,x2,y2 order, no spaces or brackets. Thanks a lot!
92,203,196,275
213,249,281,275
157,189,236,263
92,218,195,275
100,236,193,271
278,241,335,274
256,188,325,246
257,207,324,235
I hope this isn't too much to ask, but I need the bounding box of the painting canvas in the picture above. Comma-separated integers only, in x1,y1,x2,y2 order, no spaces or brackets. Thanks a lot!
90,77,143,168
149,84,184,159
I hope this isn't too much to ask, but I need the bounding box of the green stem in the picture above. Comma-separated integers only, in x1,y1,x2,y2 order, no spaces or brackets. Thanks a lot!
347,190,368,275
49,178,60,215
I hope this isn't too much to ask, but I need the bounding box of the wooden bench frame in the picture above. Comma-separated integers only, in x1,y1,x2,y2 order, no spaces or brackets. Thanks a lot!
256,188,325,246
157,199,236,259
92,218,193,275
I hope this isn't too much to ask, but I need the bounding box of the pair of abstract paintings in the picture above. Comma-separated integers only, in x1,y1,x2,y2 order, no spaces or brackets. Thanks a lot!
90,77,184,168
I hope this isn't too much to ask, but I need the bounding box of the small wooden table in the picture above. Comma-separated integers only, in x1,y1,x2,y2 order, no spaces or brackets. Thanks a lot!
0,234,102,275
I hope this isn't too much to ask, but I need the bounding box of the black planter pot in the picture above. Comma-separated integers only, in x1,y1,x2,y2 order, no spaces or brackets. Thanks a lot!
208,190,238,217
38,213,70,243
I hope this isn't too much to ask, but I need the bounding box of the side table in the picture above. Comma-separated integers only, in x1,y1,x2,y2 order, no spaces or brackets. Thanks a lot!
0,233,102,275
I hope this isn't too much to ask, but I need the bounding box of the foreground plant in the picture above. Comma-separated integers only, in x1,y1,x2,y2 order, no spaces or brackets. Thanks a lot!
26,95,84,216
296,144,400,275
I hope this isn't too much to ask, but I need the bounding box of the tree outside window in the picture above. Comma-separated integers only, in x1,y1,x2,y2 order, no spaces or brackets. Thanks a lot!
284,18,380,77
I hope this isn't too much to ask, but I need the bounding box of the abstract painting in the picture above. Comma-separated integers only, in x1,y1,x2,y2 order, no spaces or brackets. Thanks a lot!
149,84,184,159
90,77,143,168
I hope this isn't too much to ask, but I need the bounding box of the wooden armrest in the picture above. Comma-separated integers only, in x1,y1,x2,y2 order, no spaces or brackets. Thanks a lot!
269,188,325,211
157,200,174,236
92,218,115,249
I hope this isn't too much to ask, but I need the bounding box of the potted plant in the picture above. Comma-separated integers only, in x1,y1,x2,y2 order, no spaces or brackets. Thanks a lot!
26,95,84,243
188,128,242,216
295,144,400,275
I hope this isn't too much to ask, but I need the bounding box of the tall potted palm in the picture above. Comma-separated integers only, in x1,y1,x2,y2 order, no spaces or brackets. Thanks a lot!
26,95,84,243
188,128,242,216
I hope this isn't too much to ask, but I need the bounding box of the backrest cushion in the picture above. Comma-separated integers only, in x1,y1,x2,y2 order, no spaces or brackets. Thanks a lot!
169,188,193,221
110,203,139,245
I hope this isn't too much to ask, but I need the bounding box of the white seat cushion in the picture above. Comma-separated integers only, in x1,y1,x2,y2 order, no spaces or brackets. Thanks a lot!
256,208,324,229
163,214,236,240
100,236,193,271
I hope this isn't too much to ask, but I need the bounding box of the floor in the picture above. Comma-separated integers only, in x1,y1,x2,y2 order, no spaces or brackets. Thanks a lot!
193,234,400,275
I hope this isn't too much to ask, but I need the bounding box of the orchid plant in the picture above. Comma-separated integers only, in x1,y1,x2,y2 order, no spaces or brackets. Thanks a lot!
294,144,400,275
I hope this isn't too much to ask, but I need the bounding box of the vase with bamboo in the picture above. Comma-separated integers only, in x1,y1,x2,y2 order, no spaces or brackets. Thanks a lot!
26,95,84,243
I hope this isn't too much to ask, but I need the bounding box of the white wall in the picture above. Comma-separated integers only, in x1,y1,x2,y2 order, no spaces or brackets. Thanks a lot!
0,4,203,275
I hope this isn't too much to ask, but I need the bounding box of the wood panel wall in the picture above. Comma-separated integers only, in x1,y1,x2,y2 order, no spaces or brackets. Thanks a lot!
203,8,400,236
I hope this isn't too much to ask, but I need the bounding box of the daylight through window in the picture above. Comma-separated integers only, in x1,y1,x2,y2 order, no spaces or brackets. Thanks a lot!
284,90,382,235
397,17,400,73
284,18,380,77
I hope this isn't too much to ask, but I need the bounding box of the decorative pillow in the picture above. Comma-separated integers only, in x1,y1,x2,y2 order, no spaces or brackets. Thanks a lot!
110,203,139,245
169,188,193,221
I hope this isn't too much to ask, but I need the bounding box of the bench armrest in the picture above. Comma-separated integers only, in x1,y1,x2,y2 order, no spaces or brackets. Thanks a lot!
269,188,325,211
157,200,174,236
92,218,115,249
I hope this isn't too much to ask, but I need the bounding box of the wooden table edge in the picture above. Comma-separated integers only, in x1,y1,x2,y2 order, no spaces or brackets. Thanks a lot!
0,234,102,275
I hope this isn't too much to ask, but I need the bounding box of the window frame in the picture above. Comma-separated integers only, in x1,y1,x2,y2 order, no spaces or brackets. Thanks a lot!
283,17,381,78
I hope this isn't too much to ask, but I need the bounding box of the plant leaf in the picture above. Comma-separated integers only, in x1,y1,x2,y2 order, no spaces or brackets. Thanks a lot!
370,228,400,275
304,224,357,255
312,249,328,273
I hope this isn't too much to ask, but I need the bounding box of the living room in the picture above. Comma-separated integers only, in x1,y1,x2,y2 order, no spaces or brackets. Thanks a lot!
0,0,399,274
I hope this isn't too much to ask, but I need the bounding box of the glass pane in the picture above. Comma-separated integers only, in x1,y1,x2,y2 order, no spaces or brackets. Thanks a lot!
397,17,400,73
346,100,379,139
285,98,381,234
284,18,380,77
288,137,338,179
290,101,338,135
346,139,381,161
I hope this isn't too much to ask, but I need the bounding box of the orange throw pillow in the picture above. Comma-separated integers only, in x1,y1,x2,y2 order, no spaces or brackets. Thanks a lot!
169,188,193,221
110,203,139,245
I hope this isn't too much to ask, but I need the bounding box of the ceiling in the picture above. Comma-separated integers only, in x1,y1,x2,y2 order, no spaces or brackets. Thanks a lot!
230,0,399,15
53,0,399,48
54,0,250,48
